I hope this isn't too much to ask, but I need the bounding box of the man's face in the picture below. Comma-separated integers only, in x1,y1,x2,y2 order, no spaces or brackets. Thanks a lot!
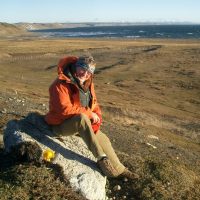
75,67,92,83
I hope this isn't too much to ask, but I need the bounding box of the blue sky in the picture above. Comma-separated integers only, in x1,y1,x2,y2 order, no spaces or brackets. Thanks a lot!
0,0,200,23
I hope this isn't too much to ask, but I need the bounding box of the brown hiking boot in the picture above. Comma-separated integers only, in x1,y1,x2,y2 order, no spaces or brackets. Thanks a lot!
119,168,139,180
97,157,119,177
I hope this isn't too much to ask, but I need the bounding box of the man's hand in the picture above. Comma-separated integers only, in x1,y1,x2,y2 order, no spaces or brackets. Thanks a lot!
91,112,100,124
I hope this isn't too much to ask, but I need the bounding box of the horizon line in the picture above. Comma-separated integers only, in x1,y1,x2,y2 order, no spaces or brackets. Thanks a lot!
1,21,200,25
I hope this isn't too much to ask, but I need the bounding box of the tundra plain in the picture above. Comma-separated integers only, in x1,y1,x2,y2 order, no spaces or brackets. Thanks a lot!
0,37,200,199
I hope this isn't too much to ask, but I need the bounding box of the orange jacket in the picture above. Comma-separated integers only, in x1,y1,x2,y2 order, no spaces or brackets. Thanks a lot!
45,56,102,133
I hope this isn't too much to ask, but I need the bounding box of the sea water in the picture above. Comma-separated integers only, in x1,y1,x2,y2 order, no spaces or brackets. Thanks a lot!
31,25,200,39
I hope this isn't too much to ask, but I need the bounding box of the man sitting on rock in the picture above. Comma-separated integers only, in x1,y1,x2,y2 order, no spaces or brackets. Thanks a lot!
45,55,139,179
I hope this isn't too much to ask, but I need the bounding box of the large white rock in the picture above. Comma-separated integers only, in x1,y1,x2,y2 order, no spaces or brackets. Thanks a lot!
3,113,106,200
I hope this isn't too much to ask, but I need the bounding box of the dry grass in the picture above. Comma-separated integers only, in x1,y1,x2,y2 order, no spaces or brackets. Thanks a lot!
0,148,85,200
0,37,200,199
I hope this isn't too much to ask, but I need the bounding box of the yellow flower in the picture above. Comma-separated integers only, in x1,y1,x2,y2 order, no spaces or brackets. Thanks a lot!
43,149,55,162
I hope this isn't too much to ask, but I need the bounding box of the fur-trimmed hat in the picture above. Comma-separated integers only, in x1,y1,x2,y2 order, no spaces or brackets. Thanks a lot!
75,55,96,74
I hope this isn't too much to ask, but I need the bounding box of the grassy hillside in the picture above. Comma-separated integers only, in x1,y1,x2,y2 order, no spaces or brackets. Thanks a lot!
0,22,25,36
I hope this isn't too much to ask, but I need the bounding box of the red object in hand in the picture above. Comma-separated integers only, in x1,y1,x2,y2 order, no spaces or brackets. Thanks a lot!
91,112,102,134
92,123,101,133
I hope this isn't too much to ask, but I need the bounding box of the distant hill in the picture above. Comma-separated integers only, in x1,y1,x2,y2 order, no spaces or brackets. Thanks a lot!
0,22,92,37
15,22,93,30
0,22,25,36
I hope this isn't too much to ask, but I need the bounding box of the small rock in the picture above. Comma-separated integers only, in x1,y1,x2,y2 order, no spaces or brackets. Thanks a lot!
146,142,157,149
42,103,46,107
113,185,121,191
148,135,159,140
108,101,116,105
2,108,7,114
123,196,127,199
123,177,128,182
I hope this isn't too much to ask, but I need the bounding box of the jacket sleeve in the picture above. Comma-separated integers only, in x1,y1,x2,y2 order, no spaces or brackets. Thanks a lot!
50,81,93,120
